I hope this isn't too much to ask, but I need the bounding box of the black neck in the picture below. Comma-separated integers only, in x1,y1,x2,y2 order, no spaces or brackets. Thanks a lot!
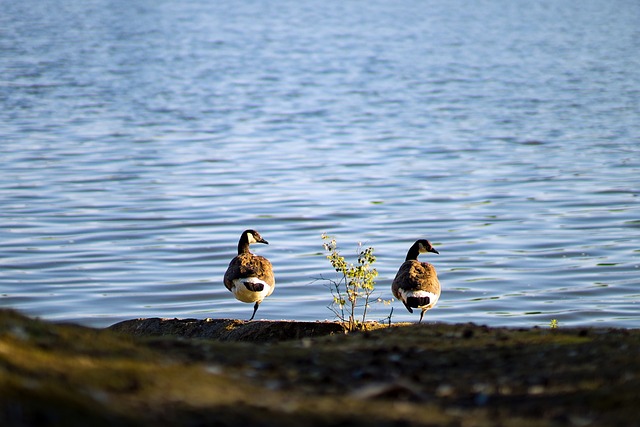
405,242,421,262
237,235,251,255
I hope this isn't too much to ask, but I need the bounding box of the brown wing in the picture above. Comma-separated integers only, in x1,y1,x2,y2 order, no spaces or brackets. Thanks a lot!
392,260,440,298
224,253,275,291
251,254,275,287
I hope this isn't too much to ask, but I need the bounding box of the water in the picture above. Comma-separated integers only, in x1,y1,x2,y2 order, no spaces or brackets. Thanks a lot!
1,0,639,328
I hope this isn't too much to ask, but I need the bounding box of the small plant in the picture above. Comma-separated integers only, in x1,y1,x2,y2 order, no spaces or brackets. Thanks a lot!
550,319,559,329
321,233,379,332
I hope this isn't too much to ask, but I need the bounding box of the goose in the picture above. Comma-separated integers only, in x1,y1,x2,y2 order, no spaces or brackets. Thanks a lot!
223,229,275,321
391,239,441,323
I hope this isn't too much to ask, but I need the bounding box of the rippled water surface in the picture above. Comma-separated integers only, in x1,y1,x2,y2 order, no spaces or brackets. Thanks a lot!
1,0,639,328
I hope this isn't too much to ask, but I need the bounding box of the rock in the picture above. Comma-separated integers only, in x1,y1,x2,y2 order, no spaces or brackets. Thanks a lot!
109,317,345,343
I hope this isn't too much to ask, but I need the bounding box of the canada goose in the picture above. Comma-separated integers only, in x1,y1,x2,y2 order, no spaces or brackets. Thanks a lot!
223,229,275,321
391,239,441,323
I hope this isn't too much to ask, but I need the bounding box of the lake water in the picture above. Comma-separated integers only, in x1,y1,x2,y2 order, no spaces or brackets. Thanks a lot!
1,0,639,329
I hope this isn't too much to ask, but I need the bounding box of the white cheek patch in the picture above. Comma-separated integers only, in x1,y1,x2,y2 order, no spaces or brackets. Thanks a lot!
231,277,272,303
246,233,257,244
399,289,439,308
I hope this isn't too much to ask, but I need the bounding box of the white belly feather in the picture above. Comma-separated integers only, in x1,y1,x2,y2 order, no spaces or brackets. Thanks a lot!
398,289,440,309
231,277,273,303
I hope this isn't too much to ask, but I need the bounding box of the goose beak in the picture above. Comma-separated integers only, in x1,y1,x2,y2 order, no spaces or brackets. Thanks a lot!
260,239,269,245
430,248,439,254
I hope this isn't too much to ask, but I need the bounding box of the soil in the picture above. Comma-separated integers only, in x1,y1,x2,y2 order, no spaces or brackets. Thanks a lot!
1,309,639,427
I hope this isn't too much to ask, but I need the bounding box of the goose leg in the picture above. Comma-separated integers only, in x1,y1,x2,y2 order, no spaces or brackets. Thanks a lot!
249,301,260,321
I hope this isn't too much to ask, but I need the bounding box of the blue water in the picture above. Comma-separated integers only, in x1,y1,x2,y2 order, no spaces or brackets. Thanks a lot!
1,0,639,328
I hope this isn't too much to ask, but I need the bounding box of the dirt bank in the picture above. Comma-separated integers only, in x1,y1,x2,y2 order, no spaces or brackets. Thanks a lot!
109,317,347,342
1,309,639,426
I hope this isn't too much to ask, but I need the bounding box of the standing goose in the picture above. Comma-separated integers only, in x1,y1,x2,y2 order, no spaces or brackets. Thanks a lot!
224,229,275,321
391,239,441,323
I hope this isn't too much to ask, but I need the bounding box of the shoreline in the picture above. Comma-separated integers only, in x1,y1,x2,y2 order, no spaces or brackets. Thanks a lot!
2,309,639,426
